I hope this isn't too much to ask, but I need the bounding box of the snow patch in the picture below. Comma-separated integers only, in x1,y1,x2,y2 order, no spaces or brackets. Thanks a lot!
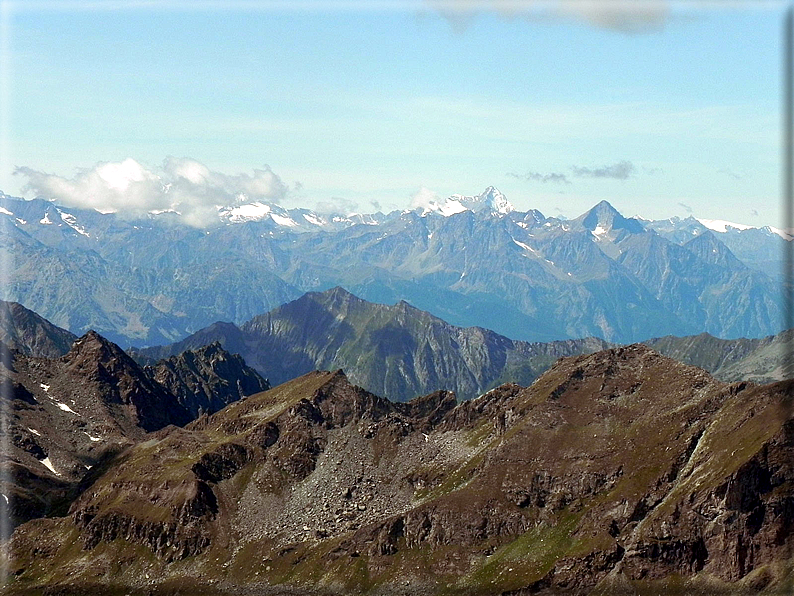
270,213,298,227
16,218,26,225
58,210,90,237
40,383,50,392
84,432,101,442
40,457,60,476
591,225,607,237
512,238,537,254
57,402,80,415
1,493,7,504
696,218,753,233
40,212,53,225
0,206,12,216
27,428,41,436
302,213,325,226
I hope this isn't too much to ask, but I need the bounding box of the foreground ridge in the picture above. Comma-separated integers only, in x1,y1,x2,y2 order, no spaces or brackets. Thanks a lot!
4,345,793,595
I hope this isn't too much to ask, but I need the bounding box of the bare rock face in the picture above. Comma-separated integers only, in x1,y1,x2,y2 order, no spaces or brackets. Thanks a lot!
5,346,794,596
145,341,270,419
0,301,77,358
138,287,612,402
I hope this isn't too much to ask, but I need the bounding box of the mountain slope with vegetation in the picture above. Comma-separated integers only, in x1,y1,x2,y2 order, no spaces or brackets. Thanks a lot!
4,346,793,595
137,287,611,402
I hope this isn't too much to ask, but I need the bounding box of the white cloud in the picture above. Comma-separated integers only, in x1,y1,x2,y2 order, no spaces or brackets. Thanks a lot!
409,187,442,210
425,0,671,34
313,196,360,216
558,1,669,33
16,157,289,227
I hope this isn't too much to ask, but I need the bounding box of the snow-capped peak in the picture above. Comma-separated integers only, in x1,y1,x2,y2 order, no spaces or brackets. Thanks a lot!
218,201,273,223
696,218,754,233
447,186,514,215
417,187,514,217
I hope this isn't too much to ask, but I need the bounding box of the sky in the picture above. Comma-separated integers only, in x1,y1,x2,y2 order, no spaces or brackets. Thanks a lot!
0,0,787,226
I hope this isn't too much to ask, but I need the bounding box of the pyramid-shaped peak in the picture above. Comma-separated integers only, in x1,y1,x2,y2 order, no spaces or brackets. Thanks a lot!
473,186,513,214
65,330,130,362
320,286,360,302
576,200,644,235
684,231,745,269
442,187,514,215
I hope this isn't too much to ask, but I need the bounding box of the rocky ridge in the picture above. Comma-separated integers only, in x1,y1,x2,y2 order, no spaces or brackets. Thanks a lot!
137,287,611,402
0,301,77,358
5,345,793,595
0,331,268,533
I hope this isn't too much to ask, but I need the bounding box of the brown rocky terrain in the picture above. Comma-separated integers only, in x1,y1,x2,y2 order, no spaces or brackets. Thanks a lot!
0,331,268,534
0,301,77,358
4,345,793,595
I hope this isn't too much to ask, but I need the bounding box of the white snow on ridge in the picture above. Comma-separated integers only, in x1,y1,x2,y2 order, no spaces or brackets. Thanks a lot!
58,210,90,237
420,199,468,217
221,202,272,222
696,218,753,233
303,213,325,226
765,226,794,240
270,213,298,227
40,457,60,476
697,218,793,240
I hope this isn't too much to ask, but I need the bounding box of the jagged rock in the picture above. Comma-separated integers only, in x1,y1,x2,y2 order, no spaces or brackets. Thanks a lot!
145,341,270,419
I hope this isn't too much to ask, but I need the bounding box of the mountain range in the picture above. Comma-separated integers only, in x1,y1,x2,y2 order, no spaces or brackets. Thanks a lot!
1,187,787,347
134,286,611,402
5,346,793,595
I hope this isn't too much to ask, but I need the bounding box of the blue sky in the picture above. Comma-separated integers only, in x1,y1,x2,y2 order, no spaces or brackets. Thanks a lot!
0,0,786,225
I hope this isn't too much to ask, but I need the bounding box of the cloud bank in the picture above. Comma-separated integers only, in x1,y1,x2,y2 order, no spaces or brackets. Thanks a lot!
571,160,635,180
507,170,571,184
16,157,289,227
426,0,671,34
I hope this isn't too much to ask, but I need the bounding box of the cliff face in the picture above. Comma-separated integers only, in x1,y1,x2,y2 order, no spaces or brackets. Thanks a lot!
5,345,793,595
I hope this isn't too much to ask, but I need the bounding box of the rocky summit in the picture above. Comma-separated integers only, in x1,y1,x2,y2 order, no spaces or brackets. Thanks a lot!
4,345,793,595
